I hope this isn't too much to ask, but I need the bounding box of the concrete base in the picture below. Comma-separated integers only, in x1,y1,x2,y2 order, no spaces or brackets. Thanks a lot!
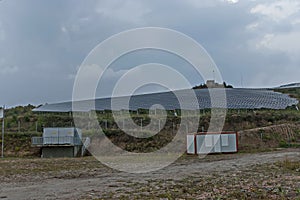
42,146,82,158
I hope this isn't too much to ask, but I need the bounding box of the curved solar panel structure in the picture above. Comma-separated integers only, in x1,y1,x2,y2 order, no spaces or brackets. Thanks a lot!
33,88,299,112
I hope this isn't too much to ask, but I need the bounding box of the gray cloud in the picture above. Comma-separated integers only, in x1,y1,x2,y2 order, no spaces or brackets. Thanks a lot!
0,0,299,107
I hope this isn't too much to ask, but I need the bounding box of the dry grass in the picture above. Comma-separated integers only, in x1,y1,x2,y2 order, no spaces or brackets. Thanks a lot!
99,161,300,199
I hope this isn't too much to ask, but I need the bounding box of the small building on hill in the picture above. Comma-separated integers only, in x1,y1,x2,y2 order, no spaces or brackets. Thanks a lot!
32,127,84,158
206,80,226,88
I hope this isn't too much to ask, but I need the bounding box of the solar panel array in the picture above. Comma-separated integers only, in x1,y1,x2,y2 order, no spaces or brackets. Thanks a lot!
33,88,299,113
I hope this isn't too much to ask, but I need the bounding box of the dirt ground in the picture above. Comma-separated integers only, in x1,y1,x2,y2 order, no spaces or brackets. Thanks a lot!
0,148,300,200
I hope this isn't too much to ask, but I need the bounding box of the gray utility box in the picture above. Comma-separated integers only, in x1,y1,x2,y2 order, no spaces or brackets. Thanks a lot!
43,127,82,145
187,132,238,154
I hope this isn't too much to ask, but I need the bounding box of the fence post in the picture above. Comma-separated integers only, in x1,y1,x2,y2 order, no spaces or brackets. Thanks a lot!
172,122,175,134
186,123,188,134
104,120,107,130
158,119,161,131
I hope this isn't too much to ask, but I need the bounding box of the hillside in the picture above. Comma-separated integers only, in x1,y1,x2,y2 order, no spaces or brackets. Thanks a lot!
1,87,300,157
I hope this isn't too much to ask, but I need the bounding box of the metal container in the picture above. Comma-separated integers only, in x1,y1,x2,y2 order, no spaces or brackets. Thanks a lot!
43,128,82,145
187,132,238,154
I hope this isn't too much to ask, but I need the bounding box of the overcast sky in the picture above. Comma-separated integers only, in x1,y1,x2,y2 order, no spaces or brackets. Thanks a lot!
0,0,299,107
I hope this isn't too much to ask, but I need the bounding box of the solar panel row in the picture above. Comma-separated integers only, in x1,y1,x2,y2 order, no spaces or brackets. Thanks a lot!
33,88,299,113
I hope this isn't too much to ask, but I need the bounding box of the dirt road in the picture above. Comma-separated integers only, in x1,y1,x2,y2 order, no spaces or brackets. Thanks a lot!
1,149,300,199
